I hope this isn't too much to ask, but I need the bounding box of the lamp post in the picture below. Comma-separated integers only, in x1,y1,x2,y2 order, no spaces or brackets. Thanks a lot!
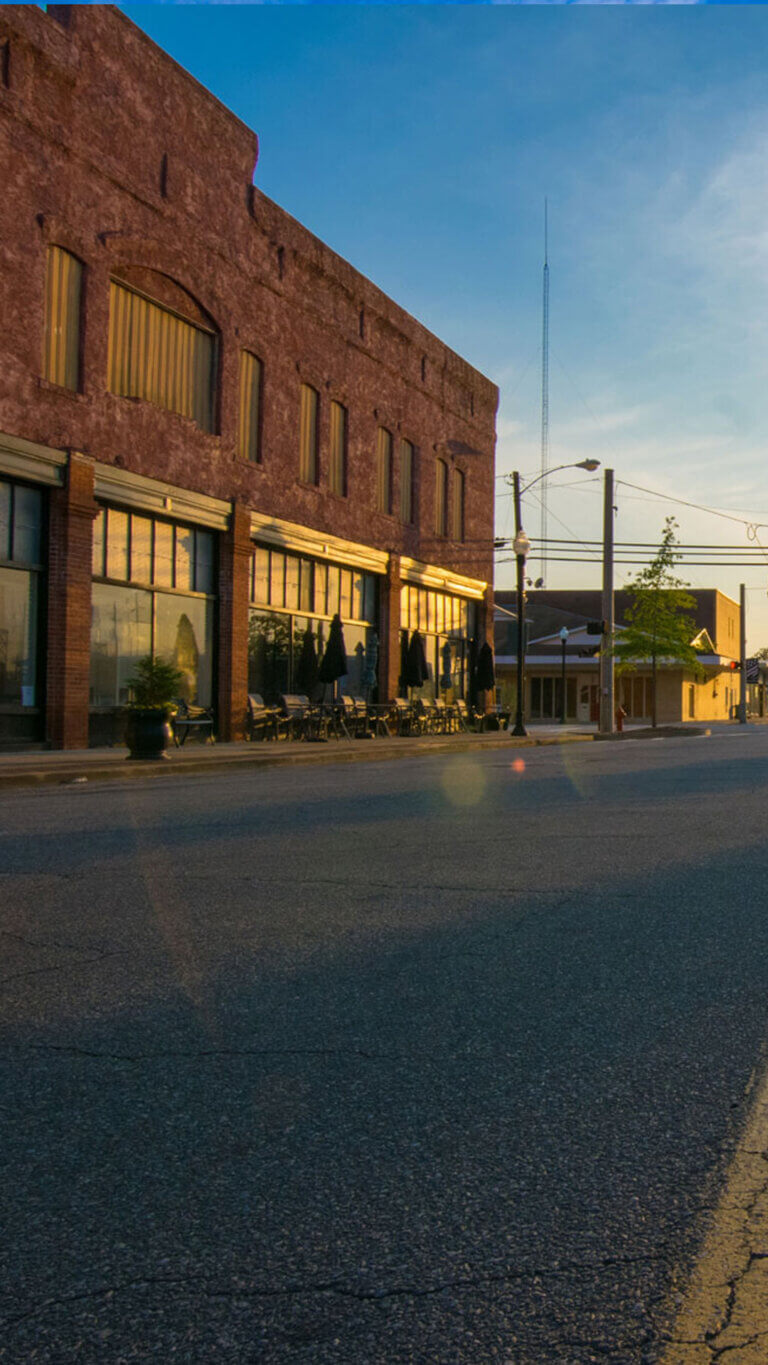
508,460,599,739
559,626,569,724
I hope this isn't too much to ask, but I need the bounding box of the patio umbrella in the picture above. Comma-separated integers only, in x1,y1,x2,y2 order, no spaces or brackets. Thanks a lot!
318,613,348,697
295,625,319,698
405,629,429,690
362,631,379,697
474,641,495,692
439,640,453,693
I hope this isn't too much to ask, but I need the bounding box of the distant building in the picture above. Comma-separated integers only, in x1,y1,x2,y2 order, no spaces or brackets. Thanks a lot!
0,5,497,749
495,588,742,724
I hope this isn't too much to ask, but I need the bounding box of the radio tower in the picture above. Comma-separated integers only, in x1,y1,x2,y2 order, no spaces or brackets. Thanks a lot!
540,198,550,586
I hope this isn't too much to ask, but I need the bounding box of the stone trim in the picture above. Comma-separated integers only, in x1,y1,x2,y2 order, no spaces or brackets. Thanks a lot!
400,555,487,601
92,461,231,530
250,510,389,574
0,431,67,486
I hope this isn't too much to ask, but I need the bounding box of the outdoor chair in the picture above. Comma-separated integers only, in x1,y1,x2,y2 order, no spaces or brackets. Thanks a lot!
171,699,215,747
432,698,451,733
454,699,474,732
246,694,286,742
280,694,319,740
389,697,415,735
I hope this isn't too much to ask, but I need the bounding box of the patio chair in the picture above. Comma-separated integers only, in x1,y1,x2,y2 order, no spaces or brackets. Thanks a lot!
454,699,474,732
246,694,286,741
171,699,215,747
389,697,415,735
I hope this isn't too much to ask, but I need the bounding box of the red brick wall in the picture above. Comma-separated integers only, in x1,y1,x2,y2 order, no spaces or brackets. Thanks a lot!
217,503,253,742
0,4,496,590
0,4,497,743
46,453,96,748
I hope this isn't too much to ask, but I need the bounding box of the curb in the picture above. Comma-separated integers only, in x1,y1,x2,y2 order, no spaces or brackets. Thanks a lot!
0,731,596,791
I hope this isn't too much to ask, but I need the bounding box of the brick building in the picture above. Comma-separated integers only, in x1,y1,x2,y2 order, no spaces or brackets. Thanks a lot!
0,4,497,749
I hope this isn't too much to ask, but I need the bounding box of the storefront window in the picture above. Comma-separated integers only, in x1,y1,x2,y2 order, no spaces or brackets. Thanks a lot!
90,506,216,728
398,584,477,700
248,545,379,703
0,479,44,744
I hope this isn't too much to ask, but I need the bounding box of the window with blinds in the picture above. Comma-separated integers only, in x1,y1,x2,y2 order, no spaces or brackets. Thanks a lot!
108,279,216,432
451,468,465,541
435,458,448,536
43,246,83,391
299,384,319,483
238,351,262,462
399,439,414,524
329,400,347,496
376,427,392,515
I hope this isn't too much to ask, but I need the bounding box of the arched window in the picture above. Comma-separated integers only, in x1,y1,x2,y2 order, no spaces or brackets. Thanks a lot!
108,271,217,432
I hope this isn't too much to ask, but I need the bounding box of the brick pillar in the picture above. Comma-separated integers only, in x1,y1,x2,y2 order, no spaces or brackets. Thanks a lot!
380,552,402,701
46,453,96,749
217,502,252,741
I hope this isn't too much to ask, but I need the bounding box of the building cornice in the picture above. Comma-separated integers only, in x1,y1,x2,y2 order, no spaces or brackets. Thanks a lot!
92,461,231,530
400,556,488,601
0,431,67,486
250,511,390,574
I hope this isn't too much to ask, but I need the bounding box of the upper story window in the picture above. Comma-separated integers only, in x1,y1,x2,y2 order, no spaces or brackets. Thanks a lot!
238,350,263,463
376,426,393,515
451,468,465,541
299,383,319,484
0,479,43,567
108,278,217,433
435,458,448,537
92,504,214,595
399,439,414,524
43,246,83,392
329,400,348,497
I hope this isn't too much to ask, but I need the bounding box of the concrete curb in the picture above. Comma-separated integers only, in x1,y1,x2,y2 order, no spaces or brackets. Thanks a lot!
0,731,596,790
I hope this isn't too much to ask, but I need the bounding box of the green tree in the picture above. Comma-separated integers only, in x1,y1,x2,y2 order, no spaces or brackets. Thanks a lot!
612,517,704,728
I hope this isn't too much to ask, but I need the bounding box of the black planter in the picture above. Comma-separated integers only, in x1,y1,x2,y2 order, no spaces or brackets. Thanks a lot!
124,708,173,760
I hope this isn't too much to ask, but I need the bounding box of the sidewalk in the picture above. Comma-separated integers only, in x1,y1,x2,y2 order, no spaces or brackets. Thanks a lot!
0,725,597,790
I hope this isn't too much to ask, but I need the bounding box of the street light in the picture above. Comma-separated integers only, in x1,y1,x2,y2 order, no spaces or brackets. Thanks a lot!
508,459,600,739
559,627,569,724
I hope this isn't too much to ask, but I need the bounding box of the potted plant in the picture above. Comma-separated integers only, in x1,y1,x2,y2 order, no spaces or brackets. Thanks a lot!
124,655,184,760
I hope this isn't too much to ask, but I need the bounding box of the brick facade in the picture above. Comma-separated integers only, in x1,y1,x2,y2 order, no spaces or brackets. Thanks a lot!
0,4,497,748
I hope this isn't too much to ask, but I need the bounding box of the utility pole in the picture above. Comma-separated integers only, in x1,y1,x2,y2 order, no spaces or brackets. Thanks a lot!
511,471,528,737
599,468,615,734
540,199,550,586
739,582,747,724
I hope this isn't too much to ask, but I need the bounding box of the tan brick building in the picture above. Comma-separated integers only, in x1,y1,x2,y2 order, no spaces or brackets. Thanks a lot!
0,4,497,748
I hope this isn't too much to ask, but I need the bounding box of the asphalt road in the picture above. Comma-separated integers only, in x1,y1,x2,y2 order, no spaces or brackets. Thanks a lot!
3,729,768,1363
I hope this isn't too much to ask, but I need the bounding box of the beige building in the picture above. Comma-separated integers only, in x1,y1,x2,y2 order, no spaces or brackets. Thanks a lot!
494,588,742,725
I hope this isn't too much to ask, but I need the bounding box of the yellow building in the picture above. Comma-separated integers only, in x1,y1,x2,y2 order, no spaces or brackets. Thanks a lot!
494,588,742,724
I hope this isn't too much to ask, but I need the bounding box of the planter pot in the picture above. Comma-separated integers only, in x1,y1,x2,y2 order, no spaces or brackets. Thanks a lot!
124,708,173,760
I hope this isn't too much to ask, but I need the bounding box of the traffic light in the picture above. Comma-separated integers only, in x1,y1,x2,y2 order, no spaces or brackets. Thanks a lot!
729,660,742,671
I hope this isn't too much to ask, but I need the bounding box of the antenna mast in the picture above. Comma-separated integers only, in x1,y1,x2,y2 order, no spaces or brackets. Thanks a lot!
540,198,550,585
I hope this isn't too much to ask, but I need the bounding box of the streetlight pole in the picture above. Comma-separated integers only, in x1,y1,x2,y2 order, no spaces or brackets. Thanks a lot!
511,471,530,737
506,460,600,740
559,627,568,724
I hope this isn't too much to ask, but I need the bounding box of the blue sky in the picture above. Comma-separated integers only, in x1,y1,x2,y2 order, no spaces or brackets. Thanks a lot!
125,4,768,648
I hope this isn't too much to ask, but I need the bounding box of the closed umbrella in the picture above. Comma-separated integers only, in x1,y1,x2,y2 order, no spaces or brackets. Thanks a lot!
439,640,453,693
362,631,379,698
475,641,495,692
405,629,429,691
295,625,319,698
318,614,348,698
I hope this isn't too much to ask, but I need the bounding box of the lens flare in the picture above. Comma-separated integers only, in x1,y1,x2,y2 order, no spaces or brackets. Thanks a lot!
511,758,526,773
440,756,487,806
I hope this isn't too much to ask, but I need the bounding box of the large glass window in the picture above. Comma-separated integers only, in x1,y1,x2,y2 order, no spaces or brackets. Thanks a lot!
108,279,217,432
90,506,216,713
249,544,379,703
43,246,82,391
0,479,44,741
399,583,476,700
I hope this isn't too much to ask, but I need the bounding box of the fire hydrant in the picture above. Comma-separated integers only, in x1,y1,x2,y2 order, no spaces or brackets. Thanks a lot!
616,704,627,733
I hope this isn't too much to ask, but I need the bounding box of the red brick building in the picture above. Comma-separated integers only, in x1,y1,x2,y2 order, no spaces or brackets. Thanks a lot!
0,4,497,749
